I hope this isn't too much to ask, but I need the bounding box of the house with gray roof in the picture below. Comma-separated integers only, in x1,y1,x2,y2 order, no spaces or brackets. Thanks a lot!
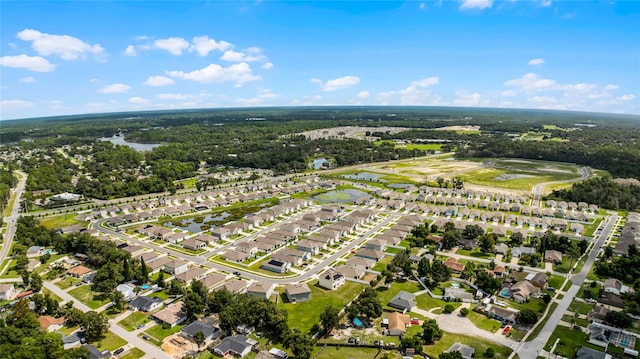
388,291,416,312
181,318,221,342
444,342,475,359
285,283,311,303
213,335,257,358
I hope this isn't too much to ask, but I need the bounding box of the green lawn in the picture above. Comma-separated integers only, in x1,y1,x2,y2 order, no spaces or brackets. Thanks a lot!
278,280,366,334
454,249,493,259
56,277,82,290
376,280,422,310
120,348,145,359
415,293,461,312
119,311,151,331
422,331,512,359
92,330,127,351
144,323,185,345
568,300,594,315
526,302,558,342
547,275,566,290
167,244,207,256
502,297,547,314
68,285,111,309
543,326,603,357
0,259,20,278
467,310,502,332
39,213,85,230
315,346,401,359
456,167,579,191
372,256,392,272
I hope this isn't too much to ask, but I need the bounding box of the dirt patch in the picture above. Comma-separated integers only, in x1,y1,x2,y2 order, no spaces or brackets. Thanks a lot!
161,333,198,359
363,273,377,282
434,125,481,132
493,174,534,181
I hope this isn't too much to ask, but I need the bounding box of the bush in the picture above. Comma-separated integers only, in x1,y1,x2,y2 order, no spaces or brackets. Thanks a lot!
459,307,469,317
444,304,455,314
484,347,495,358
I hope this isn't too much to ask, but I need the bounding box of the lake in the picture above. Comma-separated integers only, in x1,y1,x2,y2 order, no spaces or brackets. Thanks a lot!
312,189,370,204
342,172,387,182
310,157,331,169
165,212,230,233
99,135,161,152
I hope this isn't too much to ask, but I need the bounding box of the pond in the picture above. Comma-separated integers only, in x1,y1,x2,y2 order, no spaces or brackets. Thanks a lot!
341,172,387,182
310,157,332,170
312,189,370,204
99,135,161,152
387,183,413,189
165,212,230,233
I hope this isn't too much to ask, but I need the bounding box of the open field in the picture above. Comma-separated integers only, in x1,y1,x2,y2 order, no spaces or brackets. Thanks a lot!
144,323,184,345
119,311,151,331
278,280,366,334
422,331,512,358
314,346,402,359
68,285,111,309
39,213,85,229
456,167,579,191
94,331,127,351
120,348,145,359
543,326,603,357
467,310,502,332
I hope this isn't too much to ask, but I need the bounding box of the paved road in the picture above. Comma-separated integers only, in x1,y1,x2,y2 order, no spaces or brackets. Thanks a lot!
44,281,172,359
532,166,588,207
93,209,401,285
512,212,617,359
0,170,27,266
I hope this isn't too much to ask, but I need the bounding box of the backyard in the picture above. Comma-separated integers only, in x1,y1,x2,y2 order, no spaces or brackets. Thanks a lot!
68,285,111,309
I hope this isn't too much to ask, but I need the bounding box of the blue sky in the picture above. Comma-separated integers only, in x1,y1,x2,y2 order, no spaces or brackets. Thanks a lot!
1,1,639,120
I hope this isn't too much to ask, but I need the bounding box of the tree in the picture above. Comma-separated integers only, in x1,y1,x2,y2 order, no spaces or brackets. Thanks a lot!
479,233,496,253
184,291,205,321
440,352,463,359
30,272,43,292
139,257,149,283
509,232,524,247
284,329,314,359
193,331,205,351
20,270,30,288
463,224,484,240
168,278,183,295
542,293,552,304
388,250,412,274
110,290,125,312
516,309,538,325
81,311,109,342
155,270,165,287
484,347,496,358
418,257,431,278
422,319,442,344
566,243,581,271
459,308,469,317
436,177,444,188
319,305,340,334
604,246,614,258
444,304,455,314
605,311,632,328
441,230,461,250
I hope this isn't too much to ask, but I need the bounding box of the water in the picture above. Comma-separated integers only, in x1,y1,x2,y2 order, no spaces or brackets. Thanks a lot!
141,284,150,290
499,288,510,297
387,183,412,189
310,157,330,169
342,172,387,182
450,282,460,288
312,189,370,204
353,317,364,328
165,212,230,233
99,135,161,152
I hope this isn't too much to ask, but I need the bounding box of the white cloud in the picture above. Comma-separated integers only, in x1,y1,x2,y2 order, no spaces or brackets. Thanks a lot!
604,84,619,91
501,89,518,97
154,37,190,55
314,75,361,91
419,3,427,10
19,76,36,83
0,54,56,72
128,97,149,104
561,83,597,92
528,58,545,66
261,62,274,70
1,99,34,108
124,45,137,56
190,36,232,56
377,76,441,105
528,96,557,104
144,75,175,87
135,35,149,41
454,90,484,106
357,91,370,99
618,94,636,101
460,0,493,10
220,49,266,62
166,62,261,86
235,97,264,106
408,77,439,88
540,0,552,7
504,73,557,92
157,93,191,100
98,83,131,94
258,89,278,99
17,28,104,60
89,78,100,83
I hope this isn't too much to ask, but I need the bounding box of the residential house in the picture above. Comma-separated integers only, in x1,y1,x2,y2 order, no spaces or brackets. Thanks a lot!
544,250,563,264
510,281,540,302
83,344,111,359
218,279,248,294
62,332,84,349
213,335,257,358
198,273,227,290
176,267,208,284
236,242,259,255
116,283,136,300
26,246,45,258
597,292,625,310
38,315,65,332
261,259,291,273
296,240,321,255
318,270,345,290
247,282,275,300
486,305,518,325
528,272,548,289
164,259,190,275
223,250,251,263
211,228,231,241
67,265,94,280
335,265,365,280
285,283,311,303
603,278,633,295
181,318,221,342
388,291,417,312
151,302,187,327
356,248,385,262
444,257,465,273
587,306,611,323
575,346,611,359
444,287,473,301
181,238,206,251
345,257,375,270
365,239,387,252
444,342,475,359
129,296,163,312
0,283,17,300
385,311,411,336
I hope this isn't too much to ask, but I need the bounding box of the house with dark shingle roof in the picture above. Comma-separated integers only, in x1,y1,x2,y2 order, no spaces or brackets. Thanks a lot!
388,291,416,312
181,318,221,342
213,335,257,357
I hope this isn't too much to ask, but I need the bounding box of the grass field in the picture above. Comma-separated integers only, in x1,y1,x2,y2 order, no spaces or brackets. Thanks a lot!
547,275,566,290
376,280,422,310
456,167,579,191
422,331,512,358
93,331,127,351
543,326,603,357
120,348,145,359
467,310,502,332
415,293,461,312
68,285,111,309
119,311,151,331
56,277,82,290
0,259,20,278
144,323,184,344
39,213,85,229
568,300,594,315
315,346,401,359
279,280,366,334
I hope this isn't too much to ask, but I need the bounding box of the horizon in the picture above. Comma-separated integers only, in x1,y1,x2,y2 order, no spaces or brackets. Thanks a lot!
1,1,639,120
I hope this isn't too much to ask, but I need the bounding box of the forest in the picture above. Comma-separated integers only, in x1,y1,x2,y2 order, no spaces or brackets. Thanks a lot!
2,106,639,201
547,177,640,211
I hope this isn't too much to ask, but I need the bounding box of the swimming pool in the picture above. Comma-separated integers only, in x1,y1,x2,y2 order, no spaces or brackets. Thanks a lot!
141,284,151,290
450,283,460,288
353,318,364,328
499,288,510,297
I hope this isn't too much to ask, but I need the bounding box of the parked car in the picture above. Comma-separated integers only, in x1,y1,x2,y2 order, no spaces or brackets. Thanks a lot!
502,326,511,335
114,348,124,355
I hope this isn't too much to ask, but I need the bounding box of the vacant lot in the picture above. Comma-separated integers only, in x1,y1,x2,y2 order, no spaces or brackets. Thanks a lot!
68,285,111,309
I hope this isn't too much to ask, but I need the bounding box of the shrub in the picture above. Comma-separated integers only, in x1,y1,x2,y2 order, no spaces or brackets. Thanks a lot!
444,304,455,314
